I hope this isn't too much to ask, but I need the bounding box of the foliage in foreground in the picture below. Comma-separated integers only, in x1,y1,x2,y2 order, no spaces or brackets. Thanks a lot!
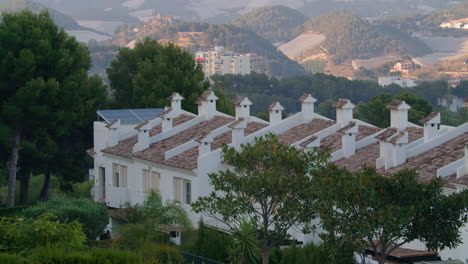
22,196,108,240
313,166,468,264
0,213,87,251
193,133,332,263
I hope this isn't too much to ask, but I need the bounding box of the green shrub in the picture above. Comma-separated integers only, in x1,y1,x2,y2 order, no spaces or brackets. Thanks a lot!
0,213,87,251
0,252,26,264
71,181,93,198
183,220,233,262
28,247,93,264
27,247,143,264
23,196,108,240
279,243,354,264
147,244,183,264
90,247,142,264
115,222,172,249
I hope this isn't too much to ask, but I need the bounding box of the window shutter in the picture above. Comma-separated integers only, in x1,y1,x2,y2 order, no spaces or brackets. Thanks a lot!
121,166,128,188
143,170,150,194
151,172,160,191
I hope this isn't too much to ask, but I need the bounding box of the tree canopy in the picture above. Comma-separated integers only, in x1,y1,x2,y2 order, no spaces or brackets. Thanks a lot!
0,10,107,206
313,166,468,264
355,91,434,127
107,38,209,112
192,133,331,264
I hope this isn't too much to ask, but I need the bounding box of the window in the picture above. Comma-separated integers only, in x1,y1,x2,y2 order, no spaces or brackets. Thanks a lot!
184,180,191,204
151,172,160,192
143,170,160,194
173,177,191,204
113,164,127,188
121,166,128,188
174,178,182,202
143,170,150,193
112,164,120,187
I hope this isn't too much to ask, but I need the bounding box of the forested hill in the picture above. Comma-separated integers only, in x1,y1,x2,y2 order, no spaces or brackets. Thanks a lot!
0,0,82,30
110,21,307,77
297,11,429,63
421,1,468,26
231,5,308,43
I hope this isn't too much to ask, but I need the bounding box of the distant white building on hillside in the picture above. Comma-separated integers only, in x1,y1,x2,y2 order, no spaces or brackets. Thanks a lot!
195,46,251,76
378,76,417,88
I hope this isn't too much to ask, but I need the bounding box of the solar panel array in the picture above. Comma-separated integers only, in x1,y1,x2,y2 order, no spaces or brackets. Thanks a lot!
97,109,164,124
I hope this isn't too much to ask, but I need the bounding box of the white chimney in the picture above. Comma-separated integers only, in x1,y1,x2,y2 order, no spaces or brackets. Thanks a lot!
160,107,176,133
389,131,409,168
233,96,253,120
229,118,247,149
196,91,219,119
333,99,355,127
168,92,184,112
298,94,317,122
106,119,121,147
376,128,398,169
197,133,213,157
337,122,358,157
387,100,411,131
266,101,284,125
420,112,440,143
134,120,151,151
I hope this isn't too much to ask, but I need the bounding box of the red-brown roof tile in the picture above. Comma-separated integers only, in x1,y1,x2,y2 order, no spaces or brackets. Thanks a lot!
419,112,439,124
384,133,468,182
386,99,404,110
320,125,382,153
102,114,195,158
332,99,349,109
336,127,423,172
277,119,335,145
232,96,245,105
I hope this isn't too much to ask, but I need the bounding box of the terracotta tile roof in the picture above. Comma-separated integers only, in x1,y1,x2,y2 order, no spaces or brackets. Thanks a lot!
266,102,279,110
336,127,423,172
300,136,318,148
332,99,349,109
335,142,380,172
386,99,404,110
297,94,310,102
102,114,195,158
383,133,468,182
134,120,150,131
357,126,383,141
387,131,406,144
376,128,398,141
444,174,468,187
277,119,335,145
336,122,356,134
167,121,268,170
419,112,439,124
232,96,246,105
228,118,245,128
132,116,234,168
320,125,382,153
168,92,183,100
159,107,173,118
195,91,213,104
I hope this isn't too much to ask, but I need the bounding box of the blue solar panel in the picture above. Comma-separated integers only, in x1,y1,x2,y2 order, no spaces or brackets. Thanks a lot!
97,108,164,124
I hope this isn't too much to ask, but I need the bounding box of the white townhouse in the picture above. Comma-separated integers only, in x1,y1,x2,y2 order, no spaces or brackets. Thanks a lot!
90,91,468,262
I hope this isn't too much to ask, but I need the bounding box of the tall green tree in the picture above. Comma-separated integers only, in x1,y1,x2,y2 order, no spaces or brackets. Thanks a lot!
313,166,468,264
0,10,107,207
192,133,331,264
356,91,433,128
107,38,209,112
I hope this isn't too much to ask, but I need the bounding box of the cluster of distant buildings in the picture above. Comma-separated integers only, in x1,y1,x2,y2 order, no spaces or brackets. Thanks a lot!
440,20,468,29
195,46,251,77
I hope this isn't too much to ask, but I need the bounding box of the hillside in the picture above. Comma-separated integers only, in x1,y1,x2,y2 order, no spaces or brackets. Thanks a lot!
0,0,82,29
296,12,430,63
231,6,307,43
107,18,307,77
